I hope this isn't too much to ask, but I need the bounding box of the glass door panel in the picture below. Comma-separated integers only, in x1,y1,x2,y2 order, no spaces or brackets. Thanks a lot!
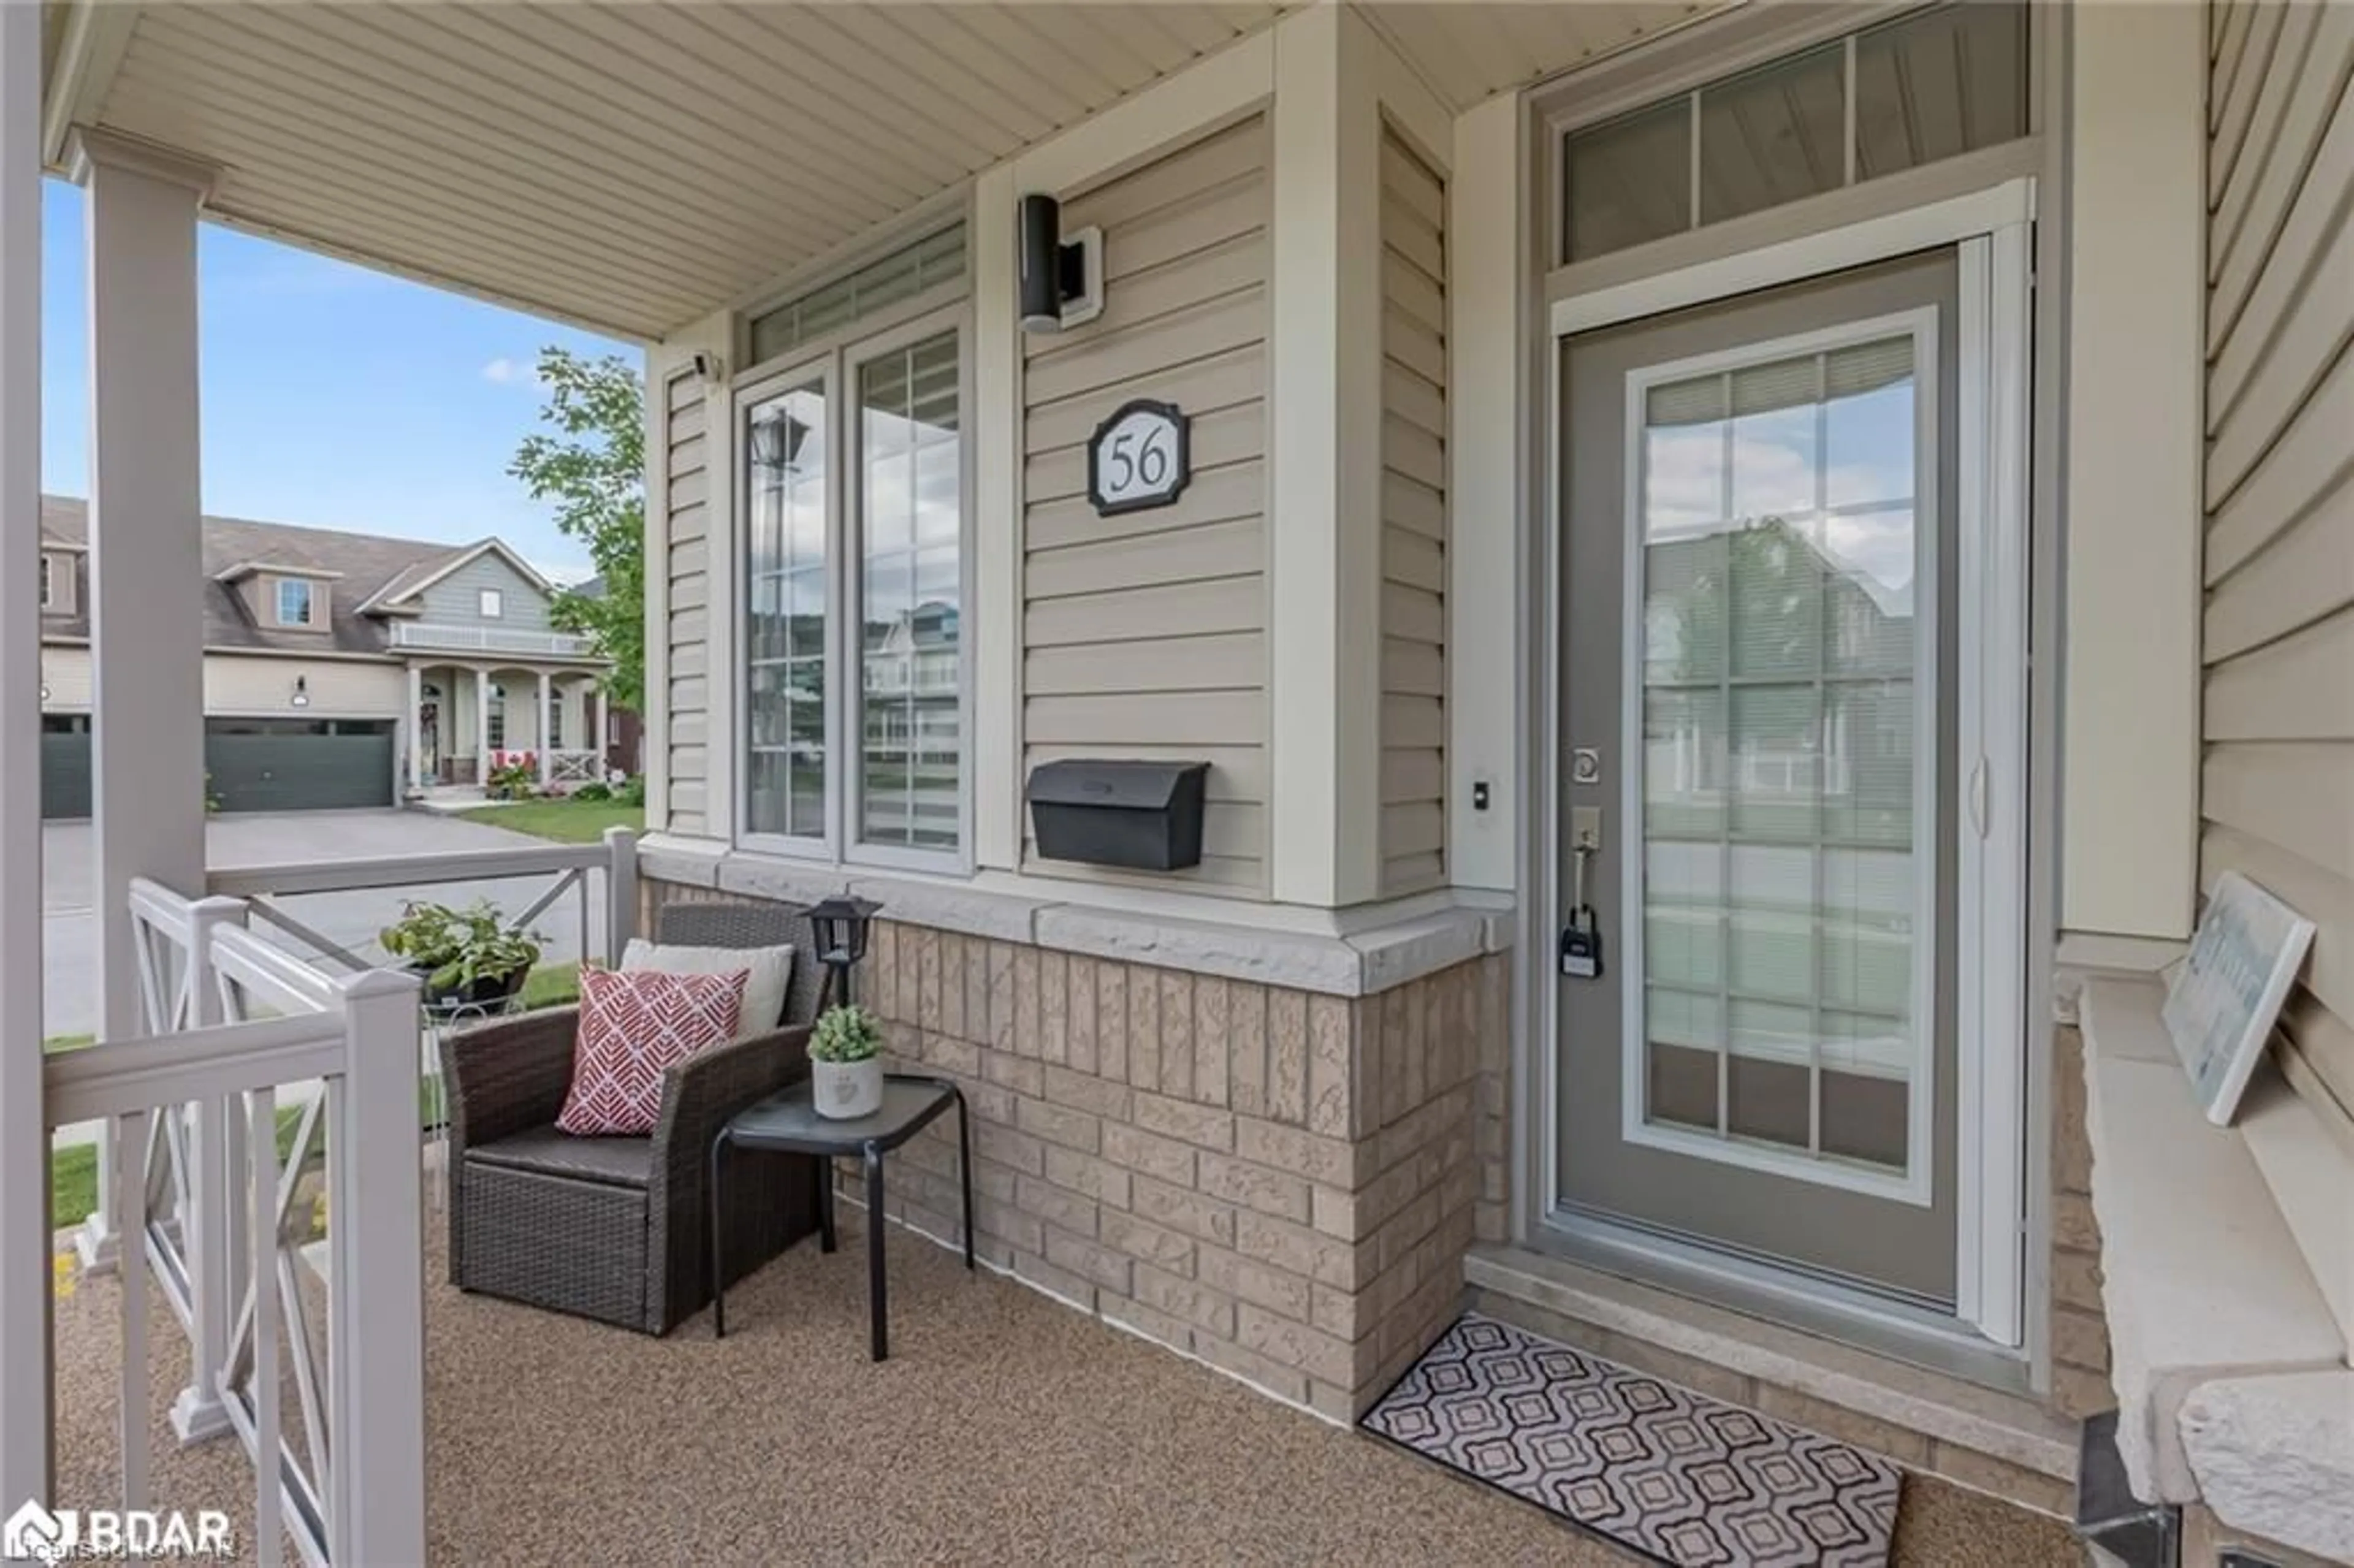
745,378,830,843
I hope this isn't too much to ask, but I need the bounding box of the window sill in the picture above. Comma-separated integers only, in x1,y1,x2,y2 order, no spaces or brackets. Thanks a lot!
636,832,1513,998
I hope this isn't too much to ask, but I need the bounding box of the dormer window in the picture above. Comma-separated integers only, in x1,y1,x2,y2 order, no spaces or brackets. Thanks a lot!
275,577,319,627
478,588,504,618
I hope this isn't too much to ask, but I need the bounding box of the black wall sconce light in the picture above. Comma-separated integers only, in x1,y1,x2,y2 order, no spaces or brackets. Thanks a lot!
290,674,310,709
1018,192,1103,335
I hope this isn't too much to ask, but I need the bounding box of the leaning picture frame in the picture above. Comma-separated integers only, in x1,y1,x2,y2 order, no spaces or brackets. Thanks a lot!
2160,871,2317,1127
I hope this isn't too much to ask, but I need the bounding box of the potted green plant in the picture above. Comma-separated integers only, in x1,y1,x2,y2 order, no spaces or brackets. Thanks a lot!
378,900,543,1010
807,1004,884,1120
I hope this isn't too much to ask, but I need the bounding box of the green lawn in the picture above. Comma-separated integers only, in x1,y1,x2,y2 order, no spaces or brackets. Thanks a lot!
457,798,643,844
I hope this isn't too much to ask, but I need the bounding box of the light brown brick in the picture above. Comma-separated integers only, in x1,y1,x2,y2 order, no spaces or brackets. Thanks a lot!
1268,989,1309,1125
1016,1096,1100,1154
1753,1385,1930,1464
1236,1303,1360,1385
1040,949,1069,1066
1194,976,1230,1108
1010,1247,1097,1310
1198,1244,1311,1320
1191,1331,1309,1403
1198,1151,1311,1222
984,1052,1044,1097
973,1121,1044,1176
937,927,965,1035
1042,1144,1132,1209
975,1196,1043,1256
924,1032,982,1080
917,928,942,1031
1234,1210,1369,1290
1133,1263,1235,1337
1133,1091,1235,1151
1157,970,1194,1099
2053,1191,2101,1252
1099,1292,1196,1352
1043,1062,1131,1121
961,1078,1019,1128
1308,994,1353,1138
1015,946,1042,1057
1127,964,1164,1090
1379,987,1409,1128
1016,1173,1099,1238
1103,1123,1198,1187
986,940,1014,1051
1131,1174,1236,1246
2053,1304,2111,1371
2052,1247,2105,1314
1234,1118,1364,1187
1044,1226,1132,1293
2051,1363,2113,1421
1306,1281,1357,1340
1067,954,1099,1075
1228,981,1270,1118
1095,962,1129,1083
1100,1209,1197,1273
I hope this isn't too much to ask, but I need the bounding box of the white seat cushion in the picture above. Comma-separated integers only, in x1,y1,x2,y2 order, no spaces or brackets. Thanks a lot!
620,938,794,1042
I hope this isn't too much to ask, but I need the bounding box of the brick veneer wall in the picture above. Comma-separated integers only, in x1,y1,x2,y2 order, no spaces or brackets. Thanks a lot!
649,880,1504,1419
2049,1023,2114,1419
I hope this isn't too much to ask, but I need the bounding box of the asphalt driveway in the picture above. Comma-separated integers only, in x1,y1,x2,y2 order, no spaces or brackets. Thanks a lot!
42,809,611,1038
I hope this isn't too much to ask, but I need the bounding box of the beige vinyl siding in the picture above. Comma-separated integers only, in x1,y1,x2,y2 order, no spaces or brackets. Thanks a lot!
663,365,712,834
1019,115,1270,895
1377,129,1447,895
2200,2,2354,1140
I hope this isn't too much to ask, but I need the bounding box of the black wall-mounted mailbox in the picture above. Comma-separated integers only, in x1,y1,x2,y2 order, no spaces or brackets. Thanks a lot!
1026,759,1210,872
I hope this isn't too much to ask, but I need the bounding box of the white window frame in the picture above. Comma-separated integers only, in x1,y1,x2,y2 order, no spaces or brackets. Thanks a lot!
478,587,503,618
731,259,973,875
275,577,316,627
1541,177,2035,1349
1615,305,1941,1211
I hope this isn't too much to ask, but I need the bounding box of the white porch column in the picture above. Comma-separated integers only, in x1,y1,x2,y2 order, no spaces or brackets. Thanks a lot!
593,685,609,776
70,128,216,1275
0,0,51,1505
474,667,492,776
405,663,424,793
536,671,552,785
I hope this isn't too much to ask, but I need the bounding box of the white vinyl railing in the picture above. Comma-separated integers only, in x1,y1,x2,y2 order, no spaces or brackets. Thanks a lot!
386,621,598,658
39,878,427,1567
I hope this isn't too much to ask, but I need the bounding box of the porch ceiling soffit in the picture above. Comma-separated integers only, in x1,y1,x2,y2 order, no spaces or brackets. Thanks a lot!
42,1,1709,341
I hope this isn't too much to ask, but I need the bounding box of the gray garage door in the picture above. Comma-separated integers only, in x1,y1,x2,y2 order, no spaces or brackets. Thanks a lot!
43,725,91,820
205,720,395,813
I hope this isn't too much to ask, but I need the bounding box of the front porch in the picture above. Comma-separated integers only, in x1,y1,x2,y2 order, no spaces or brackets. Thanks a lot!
405,661,609,797
51,1205,2071,1566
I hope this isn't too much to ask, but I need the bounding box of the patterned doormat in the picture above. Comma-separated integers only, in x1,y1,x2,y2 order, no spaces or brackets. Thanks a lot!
1362,1314,1902,1567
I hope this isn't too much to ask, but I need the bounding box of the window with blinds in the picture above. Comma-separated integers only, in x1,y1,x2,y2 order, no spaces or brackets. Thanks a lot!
748,224,967,366
1561,4,2030,265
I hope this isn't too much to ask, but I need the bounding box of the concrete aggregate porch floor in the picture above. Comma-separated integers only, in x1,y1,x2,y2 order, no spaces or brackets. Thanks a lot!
53,1212,2079,1565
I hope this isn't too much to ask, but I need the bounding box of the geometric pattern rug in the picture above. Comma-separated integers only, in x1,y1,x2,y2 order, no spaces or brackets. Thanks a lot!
1362,1314,1901,1567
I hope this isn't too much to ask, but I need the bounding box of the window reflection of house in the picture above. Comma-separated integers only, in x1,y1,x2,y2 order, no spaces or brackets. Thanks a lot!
862,600,961,758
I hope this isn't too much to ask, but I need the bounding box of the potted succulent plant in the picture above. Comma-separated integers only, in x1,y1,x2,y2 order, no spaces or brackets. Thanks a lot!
807,1004,884,1120
379,899,543,1010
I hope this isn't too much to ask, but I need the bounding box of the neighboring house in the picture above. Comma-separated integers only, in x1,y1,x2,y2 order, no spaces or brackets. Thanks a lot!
36,495,609,816
569,573,644,777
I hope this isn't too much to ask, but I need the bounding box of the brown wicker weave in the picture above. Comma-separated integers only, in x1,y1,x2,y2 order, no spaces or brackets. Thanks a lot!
439,900,827,1334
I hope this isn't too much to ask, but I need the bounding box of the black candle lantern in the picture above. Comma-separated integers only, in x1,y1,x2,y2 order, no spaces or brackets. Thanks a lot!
808,896,881,1008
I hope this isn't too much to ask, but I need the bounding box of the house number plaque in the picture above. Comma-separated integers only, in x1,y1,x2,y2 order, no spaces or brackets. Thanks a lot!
1087,398,1191,516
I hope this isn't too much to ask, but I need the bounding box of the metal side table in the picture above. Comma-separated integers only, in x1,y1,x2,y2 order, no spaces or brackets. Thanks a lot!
708,1074,972,1360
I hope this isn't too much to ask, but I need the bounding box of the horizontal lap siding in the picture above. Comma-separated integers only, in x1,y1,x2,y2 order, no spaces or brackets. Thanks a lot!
664,367,712,833
1020,116,1271,895
2201,7,2354,1138
1378,131,1447,895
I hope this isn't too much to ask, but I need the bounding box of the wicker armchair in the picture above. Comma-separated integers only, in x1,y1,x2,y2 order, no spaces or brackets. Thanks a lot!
439,900,829,1334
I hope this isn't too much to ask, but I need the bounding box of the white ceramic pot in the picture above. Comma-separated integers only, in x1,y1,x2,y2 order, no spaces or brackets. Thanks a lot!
812,1057,884,1120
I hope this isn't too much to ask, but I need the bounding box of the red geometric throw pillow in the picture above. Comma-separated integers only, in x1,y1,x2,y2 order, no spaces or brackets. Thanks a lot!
555,967,748,1137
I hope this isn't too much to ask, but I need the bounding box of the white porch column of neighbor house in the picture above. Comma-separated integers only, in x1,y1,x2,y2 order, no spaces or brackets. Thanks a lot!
474,666,491,775
406,662,425,793
536,670,552,785
71,126,229,1441
592,685,609,778
0,0,51,1507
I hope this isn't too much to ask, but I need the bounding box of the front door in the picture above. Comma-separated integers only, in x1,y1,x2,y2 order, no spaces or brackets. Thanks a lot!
1556,252,1959,1312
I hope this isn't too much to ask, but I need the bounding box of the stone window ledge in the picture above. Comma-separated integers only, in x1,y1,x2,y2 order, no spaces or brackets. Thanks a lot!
2076,975,2348,1536
636,833,1514,998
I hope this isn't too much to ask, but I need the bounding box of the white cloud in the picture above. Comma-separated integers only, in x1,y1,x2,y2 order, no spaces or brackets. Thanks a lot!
480,357,528,386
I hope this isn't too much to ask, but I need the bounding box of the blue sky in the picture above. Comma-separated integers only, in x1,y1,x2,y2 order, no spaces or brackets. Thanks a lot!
39,178,636,580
